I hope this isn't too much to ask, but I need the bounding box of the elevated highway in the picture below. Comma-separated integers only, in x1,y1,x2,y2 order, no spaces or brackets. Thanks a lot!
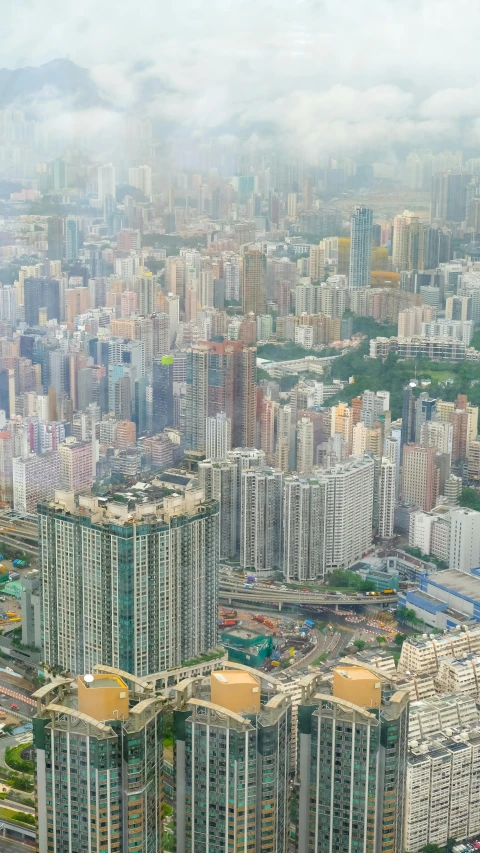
219,578,397,610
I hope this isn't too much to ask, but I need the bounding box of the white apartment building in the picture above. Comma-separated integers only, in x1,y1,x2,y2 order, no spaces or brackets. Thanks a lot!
206,412,231,461
378,457,396,539
421,319,473,346
404,695,480,852
411,506,480,572
240,467,283,575
360,389,389,428
198,459,237,559
59,439,93,494
409,507,451,563
420,420,453,456
450,508,480,573
294,324,313,349
128,164,152,198
296,417,314,474
283,455,374,580
294,281,318,315
435,654,480,695
398,626,480,676
13,451,61,513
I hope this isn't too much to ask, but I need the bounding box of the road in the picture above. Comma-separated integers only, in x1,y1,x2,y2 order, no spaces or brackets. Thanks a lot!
0,838,35,852
1,799,35,815
220,578,397,607
0,679,35,719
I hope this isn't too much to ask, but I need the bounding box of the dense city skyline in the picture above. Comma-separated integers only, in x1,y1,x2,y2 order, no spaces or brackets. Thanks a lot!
3,7,480,852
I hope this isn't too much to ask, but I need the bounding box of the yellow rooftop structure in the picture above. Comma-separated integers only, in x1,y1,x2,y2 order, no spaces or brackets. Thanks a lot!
333,665,382,709
210,670,261,715
78,673,129,722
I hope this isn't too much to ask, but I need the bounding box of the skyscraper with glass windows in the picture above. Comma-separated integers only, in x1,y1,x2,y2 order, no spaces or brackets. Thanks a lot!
34,671,164,853
349,205,373,288
174,668,291,853
39,489,219,677
297,667,409,853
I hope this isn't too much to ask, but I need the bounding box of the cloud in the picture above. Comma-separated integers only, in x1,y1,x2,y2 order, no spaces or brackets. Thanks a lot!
2,0,480,159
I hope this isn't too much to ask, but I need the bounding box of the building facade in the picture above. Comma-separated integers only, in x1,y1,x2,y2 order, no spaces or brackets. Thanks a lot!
39,489,219,677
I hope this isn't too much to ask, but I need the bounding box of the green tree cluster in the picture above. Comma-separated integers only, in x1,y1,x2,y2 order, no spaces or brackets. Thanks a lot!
327,569,375,592
397,606,421,627
459,487,480,512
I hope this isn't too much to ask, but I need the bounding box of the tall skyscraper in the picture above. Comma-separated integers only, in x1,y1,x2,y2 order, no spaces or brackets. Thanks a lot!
97,162,116,203
240,467,283,575
401,385,415,456
206,411,231,460
39,489,219,676
0,285,17,325
65,214,79,261
378,457,396,539
24,277,60,325
185,346,209,450
128,164,152,198
34,672,165,853
349,205,373,288
431,171,472,223
198,458,238,558
47,216,64,260
401,444,439,511
391,210,424,271
152,354,174,433
283,456,375,580
296,417,314,474
414,393,437,443
186,342,256,451
174,668,291,853
449,508,480,573
243,247,267,314
298,666,409,853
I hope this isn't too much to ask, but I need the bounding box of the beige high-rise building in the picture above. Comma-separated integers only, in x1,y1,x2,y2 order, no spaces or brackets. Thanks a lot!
398,305,436,337
59,438,93,494
333,402,353,454
243,247,266,314
128,164,152,198
260,398,279,458
392,210,425,271
420,420,453,456
352,421,367,456
366,423,384,456
276,404,291,472
379,457,396,538
401,444,439,512
296,417,314,474
287,192,297,219
309,243,325,282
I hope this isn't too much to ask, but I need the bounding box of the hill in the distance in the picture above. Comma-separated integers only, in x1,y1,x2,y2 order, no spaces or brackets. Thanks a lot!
0,58,111,111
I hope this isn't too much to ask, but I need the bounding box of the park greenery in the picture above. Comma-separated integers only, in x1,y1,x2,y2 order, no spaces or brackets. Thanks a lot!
327,336,480,419
257,341,328,361
326,569,375,593
459,487,480,512
5,743,35,775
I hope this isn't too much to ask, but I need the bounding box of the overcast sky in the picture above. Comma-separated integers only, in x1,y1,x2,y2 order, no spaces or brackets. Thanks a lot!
4,0,480,157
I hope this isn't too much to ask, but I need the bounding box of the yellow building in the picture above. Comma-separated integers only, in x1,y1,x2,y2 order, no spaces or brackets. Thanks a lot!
210,669,261,714
333,665,382,709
